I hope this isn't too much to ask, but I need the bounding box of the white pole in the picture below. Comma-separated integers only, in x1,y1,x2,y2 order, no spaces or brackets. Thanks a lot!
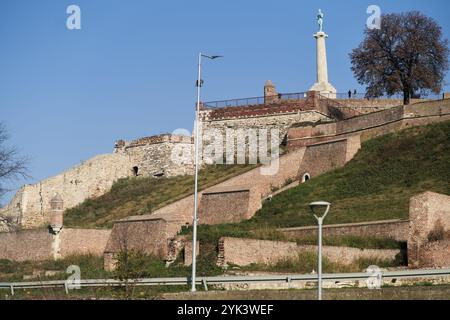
191,52,202,292
318,216,323,300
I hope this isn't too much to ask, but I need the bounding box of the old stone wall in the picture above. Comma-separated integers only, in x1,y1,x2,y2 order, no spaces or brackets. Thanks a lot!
201,108,330,148
296,135,361,181
59,228,111,258
416,241,450,268
117,134,194,178
0,153,134,230
280,219,410,242
217,237,400,267
103,214,186,270
408,192,450,268
288,99,450,149
199,187,252,224
0,228,111,262
0,229,53,262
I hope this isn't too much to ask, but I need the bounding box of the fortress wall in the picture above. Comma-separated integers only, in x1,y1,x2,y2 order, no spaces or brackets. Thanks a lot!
202,110,330,145
14,153,134,230
0,228,110,262
408,192,450,268
335,106,404,134
218,237,399,267
287,99,450,149
123,139,194,178
334,99,403,111
59,228,111,258
103,217,183,271
297,136,361,180
104,148,308,265
199,189,251,225
1,153,133,230
0,229,53,262
416,241,450,268
280,219,410,242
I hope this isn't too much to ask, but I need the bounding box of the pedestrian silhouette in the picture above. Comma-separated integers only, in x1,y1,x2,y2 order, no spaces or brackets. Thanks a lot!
348,90,352,98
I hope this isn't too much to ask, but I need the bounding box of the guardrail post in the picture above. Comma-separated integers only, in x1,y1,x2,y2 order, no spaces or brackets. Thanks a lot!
202,279,208,291
10,285,14,296
64,282,69,295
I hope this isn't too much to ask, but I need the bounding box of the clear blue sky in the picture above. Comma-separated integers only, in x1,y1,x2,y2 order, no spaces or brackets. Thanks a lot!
1,0,450,204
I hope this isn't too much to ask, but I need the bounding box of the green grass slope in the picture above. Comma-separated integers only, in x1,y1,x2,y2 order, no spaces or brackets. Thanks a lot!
64,164,256,228
250,120,450,228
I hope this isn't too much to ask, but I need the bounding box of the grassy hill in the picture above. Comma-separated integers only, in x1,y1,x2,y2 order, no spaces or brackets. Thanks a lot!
190,120,450,243
250,120,450,228
66,120,450,234
64,164,256,228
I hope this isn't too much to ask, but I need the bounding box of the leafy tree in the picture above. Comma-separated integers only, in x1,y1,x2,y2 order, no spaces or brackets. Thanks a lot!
350,11,449,105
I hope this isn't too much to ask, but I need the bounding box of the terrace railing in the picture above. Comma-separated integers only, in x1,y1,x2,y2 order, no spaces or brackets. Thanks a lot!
203,91,445,110
320,92,445,100
203,92,309,109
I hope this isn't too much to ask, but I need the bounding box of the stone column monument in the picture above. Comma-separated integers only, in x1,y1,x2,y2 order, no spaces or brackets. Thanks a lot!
309,9,337,99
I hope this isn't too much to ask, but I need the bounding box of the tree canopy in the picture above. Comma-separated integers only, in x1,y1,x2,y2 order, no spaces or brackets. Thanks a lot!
350,11,449,105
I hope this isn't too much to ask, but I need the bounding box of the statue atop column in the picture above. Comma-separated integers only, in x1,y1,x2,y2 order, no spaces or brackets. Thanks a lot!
317,9,324,32
309,9,337,98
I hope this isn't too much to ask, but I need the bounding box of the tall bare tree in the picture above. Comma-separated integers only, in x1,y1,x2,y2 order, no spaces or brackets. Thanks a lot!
0,123,28,203
350,11,449,105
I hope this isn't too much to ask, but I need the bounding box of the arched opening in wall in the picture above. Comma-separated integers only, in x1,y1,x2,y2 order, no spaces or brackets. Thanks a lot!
302,173,311,183
133,166,139,177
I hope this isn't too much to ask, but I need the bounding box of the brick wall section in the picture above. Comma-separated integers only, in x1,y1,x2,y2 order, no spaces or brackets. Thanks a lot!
59,228,111,257
279,219,410,242
119,135,194,178
416,241,450,268
297,139,347,179
0,229,53,262
218,237,399,267
408,192,450,268
0,153,134,230
199,187,251,224
0,228,110,262
218,237,298,266
184,241,199,266
297,136,361,179
103,215,185,270
288,99,450,149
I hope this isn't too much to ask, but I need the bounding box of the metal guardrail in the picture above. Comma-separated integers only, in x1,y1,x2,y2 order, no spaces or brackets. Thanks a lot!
204,92,445,109
1,268,450,296
320,92,445,101
203,92,308,109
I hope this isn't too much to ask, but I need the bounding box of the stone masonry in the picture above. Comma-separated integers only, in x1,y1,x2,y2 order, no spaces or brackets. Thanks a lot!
217,237,399,267
408,192,450,268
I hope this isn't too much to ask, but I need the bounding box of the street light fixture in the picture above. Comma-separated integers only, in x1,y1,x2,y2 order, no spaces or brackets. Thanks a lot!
309,201,331,300
191,52,223,293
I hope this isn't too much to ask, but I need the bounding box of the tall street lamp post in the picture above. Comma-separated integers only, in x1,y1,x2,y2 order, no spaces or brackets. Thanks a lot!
191,53,222,292
309,201,331,300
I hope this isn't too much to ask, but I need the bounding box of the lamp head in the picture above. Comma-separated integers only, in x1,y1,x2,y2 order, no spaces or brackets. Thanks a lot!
309,201,331,220
201,54,224,60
